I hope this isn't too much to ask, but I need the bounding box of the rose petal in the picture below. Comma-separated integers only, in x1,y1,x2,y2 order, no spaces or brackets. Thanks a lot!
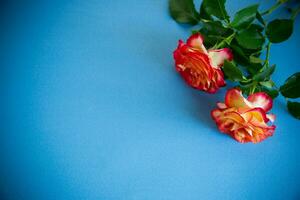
247,92,273,112
214,69,226,86
186,33,207,54
233,128,251,143
173,34,229,93
217,102,227,109
211,109,222,119
242,108,269,124
175,49,215,91
208,48,233,68
267,114,276,122
225,88,252,109
211,88,276,144
224,111,245,123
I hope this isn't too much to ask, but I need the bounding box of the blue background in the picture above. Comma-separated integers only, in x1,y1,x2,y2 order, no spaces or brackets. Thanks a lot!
1,0,300,199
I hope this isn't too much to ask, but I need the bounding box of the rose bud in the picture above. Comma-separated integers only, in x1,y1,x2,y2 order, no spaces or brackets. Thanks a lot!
173,33,233,93
211,88,276,143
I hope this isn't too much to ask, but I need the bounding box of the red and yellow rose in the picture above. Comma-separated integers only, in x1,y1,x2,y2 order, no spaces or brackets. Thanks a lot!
173,33,233,93
211,88,276,143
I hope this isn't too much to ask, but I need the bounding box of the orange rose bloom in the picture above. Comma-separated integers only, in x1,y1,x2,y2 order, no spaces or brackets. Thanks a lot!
211,88,276,143
173,33,233,93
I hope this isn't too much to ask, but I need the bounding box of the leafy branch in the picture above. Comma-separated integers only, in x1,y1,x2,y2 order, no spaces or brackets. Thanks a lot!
169,0,300,119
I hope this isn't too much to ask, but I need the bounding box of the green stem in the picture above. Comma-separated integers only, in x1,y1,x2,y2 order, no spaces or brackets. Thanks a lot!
291,7,300,20
250,82,257,95
199,18,212,23
261,1,283,16
263,42,271,68
248,43,271,94
214,32,236,49
224,18,230,25
240,78,252,84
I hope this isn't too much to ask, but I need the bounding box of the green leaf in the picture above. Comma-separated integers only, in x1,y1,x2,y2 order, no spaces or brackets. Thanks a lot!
231,4,259,29
280,72,300,98
260,86,279,99
253,65,276,82
197,24,233,48
237,82,254,96
249,23,264,32
258,81,278,99
235,28,265,49
230,44,249,66
169,0,200,25
287,101,300,119
256,12,266,26
191,30,199,35
197,28,220,48
199,2,212,20
202,21,228,35
247,63,263,76
202,0,229,20
249,55,263,64
239,83,278,98
222,60,244,81
260,80,275,88
266,19,293,43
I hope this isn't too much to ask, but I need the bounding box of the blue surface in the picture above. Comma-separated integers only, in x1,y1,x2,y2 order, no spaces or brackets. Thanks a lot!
2,0,300,199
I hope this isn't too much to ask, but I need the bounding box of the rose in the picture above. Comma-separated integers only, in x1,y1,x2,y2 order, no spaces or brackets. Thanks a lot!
211,88,276,143
173,33,233,93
